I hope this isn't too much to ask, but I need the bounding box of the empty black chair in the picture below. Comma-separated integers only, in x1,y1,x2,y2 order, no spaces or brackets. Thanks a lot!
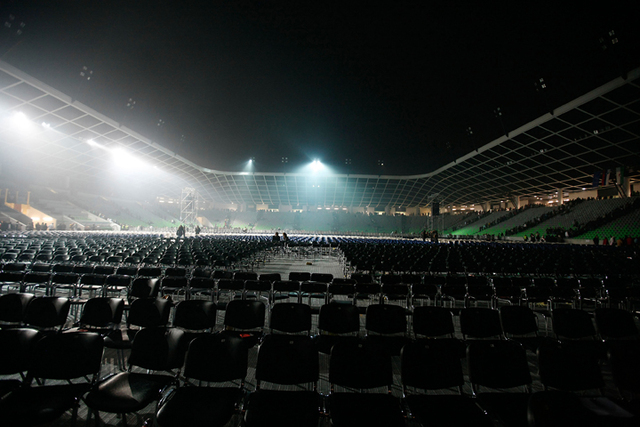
86,328,186,424
23,296,70,332
551,308,605,359
258,273,281,283
0,328,41,397
104,297,172,370
243,279,272,305
221,299,266,348
172,299,217,347
594,307,640,340
401,340,493,427
102,274,131,298
0,332,104,426
411,279,442,307
460,307,504,340
76,273,107,300
365,303,408,356
155,334,248,427
328,340,405,427
289,272,311,283
440,276,467,308
115,266,137,277
138,266,162,278
500,304,542,352
49,273,80,298
529,390,576,426
128,277,160,302
272,280,300,303
1,262,28,273
164,267,187,277
609,340,640,398
0,292,34,327
0,271,25,294
234,271,258,281
380,283,410,308
269,302,312,336
188,277,216,300
468,340,533,427
315,303,360,354
492,276,523,306
216,279,244,309
328,278,356,305
466,276,495,308
76,297,124,334
351,273,374,284
20,272,52,296
354,282,381,313
310,272,333,283
159,276,189,300
537,338,605,393
412,306,456,339
244,335,321,427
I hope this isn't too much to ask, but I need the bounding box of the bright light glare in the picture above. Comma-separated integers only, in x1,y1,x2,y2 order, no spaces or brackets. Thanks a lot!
111,148,141,168
12,111,28,123
310,159,324,173
11,111,33,133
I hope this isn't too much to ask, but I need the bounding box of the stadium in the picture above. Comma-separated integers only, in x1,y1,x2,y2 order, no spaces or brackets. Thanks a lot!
1,59,639,240
1,3,640,426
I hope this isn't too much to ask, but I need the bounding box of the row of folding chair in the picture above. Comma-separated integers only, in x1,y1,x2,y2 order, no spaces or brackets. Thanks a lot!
4,327,636,427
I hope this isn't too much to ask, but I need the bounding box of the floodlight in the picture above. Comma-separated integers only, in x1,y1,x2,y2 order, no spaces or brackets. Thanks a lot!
310,159,324,172
111,147,140,168
11,111,30,127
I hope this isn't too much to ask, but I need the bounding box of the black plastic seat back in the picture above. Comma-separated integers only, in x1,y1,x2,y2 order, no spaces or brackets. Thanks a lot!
460,307,504,339
594,308,639,340
129,278,160,299
79,297,124,329
401,339,464,390
552,308,596,339
537,339,605,392
0,328,41,376
256,335,319,386
468,340,532,391
310,273,333,284
184,334,248,382
0,293,34,324
234,272,258,281
412,306,455,338
270,302,312,334
366,304,407,335
224,300,266,330
289,272,311,282
173,300,217,331
330,339,391,389
28,331,104,380
127,297,172,328
318,303,359,334
128,327,186,371
23,297,70,330
500,305,539,335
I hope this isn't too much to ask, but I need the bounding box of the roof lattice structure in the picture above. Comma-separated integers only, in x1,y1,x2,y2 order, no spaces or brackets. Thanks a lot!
0,60,638,208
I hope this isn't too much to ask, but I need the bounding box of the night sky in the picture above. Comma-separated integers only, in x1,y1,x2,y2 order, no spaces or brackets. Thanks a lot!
2,1,639,175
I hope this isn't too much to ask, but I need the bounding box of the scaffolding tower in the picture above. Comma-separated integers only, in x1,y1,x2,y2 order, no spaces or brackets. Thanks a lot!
180,187,199,225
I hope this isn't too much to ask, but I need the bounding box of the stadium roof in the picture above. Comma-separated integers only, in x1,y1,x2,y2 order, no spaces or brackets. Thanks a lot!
0,60,639,209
